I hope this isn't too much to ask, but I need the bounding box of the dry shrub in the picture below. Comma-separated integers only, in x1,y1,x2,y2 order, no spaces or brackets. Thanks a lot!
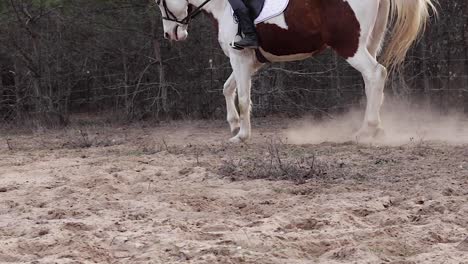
219,139,328,184
62,129,122,149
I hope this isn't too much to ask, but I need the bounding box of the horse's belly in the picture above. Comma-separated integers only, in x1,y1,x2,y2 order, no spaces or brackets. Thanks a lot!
258,48,320,62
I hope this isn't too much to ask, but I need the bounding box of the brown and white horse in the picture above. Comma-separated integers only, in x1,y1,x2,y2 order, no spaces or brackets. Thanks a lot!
156,0,436,143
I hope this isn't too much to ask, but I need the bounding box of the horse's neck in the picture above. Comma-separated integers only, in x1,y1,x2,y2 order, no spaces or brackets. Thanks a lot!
189,0,226,21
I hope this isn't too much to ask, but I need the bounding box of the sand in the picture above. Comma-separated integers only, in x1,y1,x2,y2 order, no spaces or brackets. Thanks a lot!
0,118,467,263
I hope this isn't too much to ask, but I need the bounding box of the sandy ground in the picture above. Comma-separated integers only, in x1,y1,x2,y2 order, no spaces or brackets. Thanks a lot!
0,118,467,264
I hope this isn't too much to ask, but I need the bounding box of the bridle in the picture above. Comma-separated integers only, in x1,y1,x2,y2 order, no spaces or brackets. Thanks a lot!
156,0,213,25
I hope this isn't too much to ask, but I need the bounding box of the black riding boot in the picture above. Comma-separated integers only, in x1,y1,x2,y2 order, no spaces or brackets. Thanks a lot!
233,8,259,49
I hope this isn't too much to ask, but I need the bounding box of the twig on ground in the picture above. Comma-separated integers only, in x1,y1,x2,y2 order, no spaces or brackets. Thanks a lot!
6,138,13,151
161,137,170,153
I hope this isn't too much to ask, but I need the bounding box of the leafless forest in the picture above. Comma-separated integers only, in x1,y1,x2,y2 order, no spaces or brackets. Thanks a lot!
0,0,467,126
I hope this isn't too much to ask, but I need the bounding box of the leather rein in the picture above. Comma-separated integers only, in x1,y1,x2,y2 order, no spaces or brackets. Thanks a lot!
156,0,213,25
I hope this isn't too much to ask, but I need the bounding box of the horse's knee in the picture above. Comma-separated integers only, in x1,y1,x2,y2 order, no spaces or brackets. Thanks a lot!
223,77,236,97
223,83,236,96
223,86,234,97
237,96,250,113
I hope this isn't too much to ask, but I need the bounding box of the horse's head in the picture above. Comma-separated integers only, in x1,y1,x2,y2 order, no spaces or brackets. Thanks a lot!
155,0,190,41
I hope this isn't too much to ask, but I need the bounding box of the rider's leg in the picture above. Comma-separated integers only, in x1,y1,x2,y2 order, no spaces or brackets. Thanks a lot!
227,0,259,49
227,0,246,10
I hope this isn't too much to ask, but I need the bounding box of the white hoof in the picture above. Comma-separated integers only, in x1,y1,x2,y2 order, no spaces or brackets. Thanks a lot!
229,136,242,144
228,133,250,144
354,125,385,142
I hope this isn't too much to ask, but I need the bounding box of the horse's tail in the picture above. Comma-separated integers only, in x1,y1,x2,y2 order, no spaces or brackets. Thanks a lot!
382,0,437,71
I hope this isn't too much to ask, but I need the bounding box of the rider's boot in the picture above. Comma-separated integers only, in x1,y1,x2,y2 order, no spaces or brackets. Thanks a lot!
233,8,259,49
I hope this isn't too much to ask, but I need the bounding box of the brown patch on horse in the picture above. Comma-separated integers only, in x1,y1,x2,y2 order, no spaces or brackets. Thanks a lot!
198,6,219,34
321,0,361,58
256,0,360,59
256,0,325,57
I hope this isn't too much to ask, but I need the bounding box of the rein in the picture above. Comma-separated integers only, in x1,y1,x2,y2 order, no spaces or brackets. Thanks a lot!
156,0,213,25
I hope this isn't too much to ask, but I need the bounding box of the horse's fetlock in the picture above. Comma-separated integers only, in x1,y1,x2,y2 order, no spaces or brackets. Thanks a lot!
238,131,251,141
228,116,239,124
367,119,381,128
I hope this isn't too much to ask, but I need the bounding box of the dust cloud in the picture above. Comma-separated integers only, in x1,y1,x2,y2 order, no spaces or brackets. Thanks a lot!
286,99,468,146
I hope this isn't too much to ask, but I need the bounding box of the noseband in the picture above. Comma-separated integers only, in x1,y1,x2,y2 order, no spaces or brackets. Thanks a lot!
156,0,213,25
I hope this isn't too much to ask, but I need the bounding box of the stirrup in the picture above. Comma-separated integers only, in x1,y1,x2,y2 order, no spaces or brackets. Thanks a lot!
230,38,244,50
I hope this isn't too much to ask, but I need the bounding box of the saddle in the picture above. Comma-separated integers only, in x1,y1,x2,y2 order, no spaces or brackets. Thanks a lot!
232,0,289,24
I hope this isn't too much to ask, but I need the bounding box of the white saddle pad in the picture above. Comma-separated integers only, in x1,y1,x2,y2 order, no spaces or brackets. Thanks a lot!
255,0,289,24
231,0,290,24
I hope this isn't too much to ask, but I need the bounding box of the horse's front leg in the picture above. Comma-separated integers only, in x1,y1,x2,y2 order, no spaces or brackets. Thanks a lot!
223,73,240,135
229,54,255,143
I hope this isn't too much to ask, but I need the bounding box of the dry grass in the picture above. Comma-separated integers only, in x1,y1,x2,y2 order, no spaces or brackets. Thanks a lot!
62,129,122,149
219,139,328,184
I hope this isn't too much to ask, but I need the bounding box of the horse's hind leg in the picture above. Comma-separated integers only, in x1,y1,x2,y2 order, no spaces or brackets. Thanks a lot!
341,0,387,140
361,0,389,136
224,73,240,135
347,47,387,139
